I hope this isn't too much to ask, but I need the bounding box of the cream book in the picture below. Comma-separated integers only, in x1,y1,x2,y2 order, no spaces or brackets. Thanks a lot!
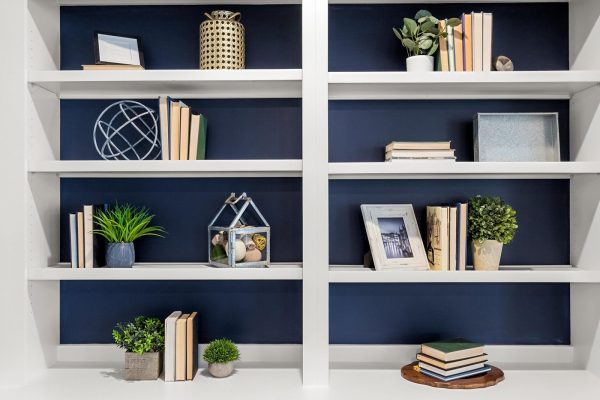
472,12,484,72
164,311,182,382
482,13,493,71
175,314,190,381
447,22,455,72
426,206,449,271
186,312,198,380
77,212,84,269
83,205,95,269
416,352,488,369
449,206,457,271
169,101,181,160
188,114,201,161
385,149,455,159
438,20,449,72
454,22,464,72
179,105,191,160
82,64,144,71
462,13,473,72
386,141,451,151
458,203,468,271
159,96,170,161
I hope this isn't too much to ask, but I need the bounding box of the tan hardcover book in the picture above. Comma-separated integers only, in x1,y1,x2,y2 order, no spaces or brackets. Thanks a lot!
175,314,190,381
463,13,473,72
438,20,449,72
159,97,169,161
385,141,451,151
82,64,144,71
188,114,201,161
426,206,449,271
482,13,493,71
77,212,84,268
449,206,457,271
416,352,488,370
179,105,191,160
83,205,95,269
170,101,181,160
459,203,468,270
472,12,484,72
454,23,464,72
186,312,198,380
385,149,455,159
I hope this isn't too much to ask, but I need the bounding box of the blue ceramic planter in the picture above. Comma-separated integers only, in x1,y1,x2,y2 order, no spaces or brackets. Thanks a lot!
106,243,135,268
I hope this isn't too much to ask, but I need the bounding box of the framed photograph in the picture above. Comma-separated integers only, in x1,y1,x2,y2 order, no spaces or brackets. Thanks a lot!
94,32,145,67
361,204,429,271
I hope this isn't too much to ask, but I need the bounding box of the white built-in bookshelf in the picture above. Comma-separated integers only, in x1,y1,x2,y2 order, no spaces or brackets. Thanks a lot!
2,0,600,398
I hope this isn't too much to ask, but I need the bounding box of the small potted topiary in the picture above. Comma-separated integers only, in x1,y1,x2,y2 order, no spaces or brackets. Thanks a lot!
468,195,518,270
93,203,166,268
393,10,460,72
203,338,240,378
112,316,165,380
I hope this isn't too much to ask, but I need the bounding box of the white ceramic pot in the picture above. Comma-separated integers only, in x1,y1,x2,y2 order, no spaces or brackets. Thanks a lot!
406,55,434,72
208,362,234,378
471,240,503,271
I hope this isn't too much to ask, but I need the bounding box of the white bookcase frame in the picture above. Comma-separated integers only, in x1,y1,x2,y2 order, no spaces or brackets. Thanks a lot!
1,0,600,397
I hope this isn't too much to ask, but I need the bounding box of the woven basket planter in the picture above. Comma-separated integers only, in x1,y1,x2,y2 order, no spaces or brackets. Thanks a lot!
200,10,245,70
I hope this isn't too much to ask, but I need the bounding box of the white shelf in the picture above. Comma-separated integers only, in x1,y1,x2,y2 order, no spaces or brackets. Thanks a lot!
4,367,600,400
61,0,299,4
29,160,303,178
328,71,600,100
328,161,600,179
329,265,600,283
28,69,303,99
29,263,303,281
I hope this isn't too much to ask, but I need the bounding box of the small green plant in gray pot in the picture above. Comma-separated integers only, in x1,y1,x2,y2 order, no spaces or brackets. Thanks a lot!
93,203,166,268
112,316,165,380
468,196,518,270
203,338,240,378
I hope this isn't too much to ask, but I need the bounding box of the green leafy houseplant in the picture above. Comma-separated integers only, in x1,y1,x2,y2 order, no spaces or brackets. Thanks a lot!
203,338,240,364
93,203,166,244
468,196,518,245
112,316,165,354
393,10,461,57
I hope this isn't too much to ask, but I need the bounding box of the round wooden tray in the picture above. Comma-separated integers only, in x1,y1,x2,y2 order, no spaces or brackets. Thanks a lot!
401,362,504,389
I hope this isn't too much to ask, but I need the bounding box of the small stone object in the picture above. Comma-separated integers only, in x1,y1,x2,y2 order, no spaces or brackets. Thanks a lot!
493,55,514,72
243,248,262,262
225,239,247,262
252,234,267,251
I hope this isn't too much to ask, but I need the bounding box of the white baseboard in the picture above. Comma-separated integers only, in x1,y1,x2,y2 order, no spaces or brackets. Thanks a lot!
56,344,575,370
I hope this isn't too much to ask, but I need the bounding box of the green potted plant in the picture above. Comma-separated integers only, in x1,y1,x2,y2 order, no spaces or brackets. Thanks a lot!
468,196,518,270
393,10,460,72
203,338,240,378
93,203,166,268
112,316,165,380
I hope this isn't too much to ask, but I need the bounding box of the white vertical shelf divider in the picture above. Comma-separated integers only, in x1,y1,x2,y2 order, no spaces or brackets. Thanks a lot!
302,0,330,386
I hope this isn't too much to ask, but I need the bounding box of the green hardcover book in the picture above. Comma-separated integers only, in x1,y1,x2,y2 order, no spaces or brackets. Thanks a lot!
421,338,484,362
196,114,208,160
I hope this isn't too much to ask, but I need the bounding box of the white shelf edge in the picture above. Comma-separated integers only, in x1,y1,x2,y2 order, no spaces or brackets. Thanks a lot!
328,161,600,180
29,262,303,281
28,160,303,178
329,265,600,283
61,0,299,4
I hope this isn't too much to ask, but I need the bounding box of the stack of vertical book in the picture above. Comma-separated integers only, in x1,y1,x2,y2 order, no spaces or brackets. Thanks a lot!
426,203,468,271
164,311,199,382
438,12,493,72
385,141,456,161
417,338,490,382
158,96,208,161
68,204,107,268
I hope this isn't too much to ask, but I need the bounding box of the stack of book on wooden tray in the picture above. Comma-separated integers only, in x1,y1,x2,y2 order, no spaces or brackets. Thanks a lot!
426,203,468,271
417,338,490,382
158,96,208,161
385,141,456,161
68,204,107,268
438,12,493,72
164,311,199,382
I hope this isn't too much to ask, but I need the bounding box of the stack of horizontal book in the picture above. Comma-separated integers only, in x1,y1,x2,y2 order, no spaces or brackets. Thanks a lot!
158,96,208,161
164,311,199,382
385,141,456,161
426,203,468,271
417,338,490,382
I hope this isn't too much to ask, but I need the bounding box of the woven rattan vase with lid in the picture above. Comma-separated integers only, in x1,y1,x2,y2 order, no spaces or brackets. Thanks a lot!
200,10,245,70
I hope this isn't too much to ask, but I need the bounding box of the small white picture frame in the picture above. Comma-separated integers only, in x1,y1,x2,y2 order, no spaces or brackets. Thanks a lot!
94,32,144,67
361,204,429,271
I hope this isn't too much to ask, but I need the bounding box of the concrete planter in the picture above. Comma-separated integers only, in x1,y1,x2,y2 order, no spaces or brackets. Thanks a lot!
124,352,162,380
208,362,235,378
406,55,434,72
472,240,503,271
106,242,135,268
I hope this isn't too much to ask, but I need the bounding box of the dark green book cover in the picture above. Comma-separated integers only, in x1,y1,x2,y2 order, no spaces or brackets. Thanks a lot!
197,114,207,160
423,338,483,354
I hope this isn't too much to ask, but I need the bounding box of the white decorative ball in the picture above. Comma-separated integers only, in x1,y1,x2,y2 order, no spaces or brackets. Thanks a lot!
225,239,247,262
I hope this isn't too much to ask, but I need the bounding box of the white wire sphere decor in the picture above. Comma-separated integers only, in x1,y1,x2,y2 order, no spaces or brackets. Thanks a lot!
93,100,161,160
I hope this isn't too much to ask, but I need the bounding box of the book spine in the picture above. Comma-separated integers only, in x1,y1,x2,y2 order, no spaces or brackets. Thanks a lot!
69,214,78,269
197,115,208,160
447,21,455,72
439,20,449,72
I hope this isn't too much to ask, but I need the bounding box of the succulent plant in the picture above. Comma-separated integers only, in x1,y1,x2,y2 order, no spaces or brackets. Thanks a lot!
393,10,461,57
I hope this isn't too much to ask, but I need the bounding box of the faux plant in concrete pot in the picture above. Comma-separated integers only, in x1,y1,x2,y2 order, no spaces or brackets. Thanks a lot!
112,316,165,380
468,195,518,271
93,203,166,268
393,10,460,72
203,338,240,378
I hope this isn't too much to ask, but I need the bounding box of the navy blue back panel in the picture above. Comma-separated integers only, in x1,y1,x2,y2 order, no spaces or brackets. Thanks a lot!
329,179,569,266
61,280,302,344
61,99,301,160
330,283,570,344
329,3,569,71
60,178,302,263
61,6,301,69
329,100,570,162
